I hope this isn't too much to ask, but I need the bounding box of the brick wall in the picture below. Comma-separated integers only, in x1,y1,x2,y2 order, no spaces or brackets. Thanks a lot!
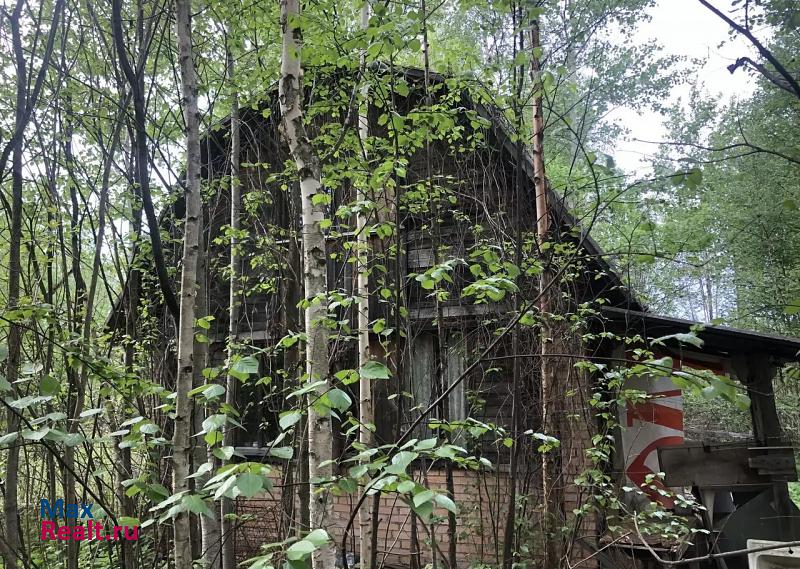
236,467,511,567
235,460,599,568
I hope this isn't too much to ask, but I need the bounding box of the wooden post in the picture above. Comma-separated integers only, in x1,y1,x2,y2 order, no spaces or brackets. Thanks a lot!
732,354,797,541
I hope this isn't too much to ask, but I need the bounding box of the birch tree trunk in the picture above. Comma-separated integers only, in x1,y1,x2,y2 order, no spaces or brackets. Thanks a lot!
173,0,203,566
530,17,564,569
220,44,240,569
357,2,374,567
278,1,335,566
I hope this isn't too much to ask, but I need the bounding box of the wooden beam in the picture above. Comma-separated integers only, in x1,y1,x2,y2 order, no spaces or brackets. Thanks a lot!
731,354,798,541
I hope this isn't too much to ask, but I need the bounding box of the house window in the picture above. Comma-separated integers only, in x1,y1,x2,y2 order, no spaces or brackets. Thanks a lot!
237,351,286,448
406,331,468,437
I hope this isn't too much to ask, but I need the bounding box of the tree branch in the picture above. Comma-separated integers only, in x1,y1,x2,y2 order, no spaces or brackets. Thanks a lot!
698,0,800,99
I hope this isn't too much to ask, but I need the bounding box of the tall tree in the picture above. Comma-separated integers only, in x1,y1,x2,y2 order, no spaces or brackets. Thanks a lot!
2,2,29,565
529,15,565,569
278,0,336,566
111,0,180,321
357,2,375,567
172,0,203,566
220,42,240,569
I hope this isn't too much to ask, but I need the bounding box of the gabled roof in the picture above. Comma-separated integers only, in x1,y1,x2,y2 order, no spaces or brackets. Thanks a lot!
106,65,800,362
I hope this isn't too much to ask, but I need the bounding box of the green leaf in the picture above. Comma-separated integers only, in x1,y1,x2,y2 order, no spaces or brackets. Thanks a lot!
147,484,171,501
196,316,214,329
213,476,239,500
385,450,418,475
21,362,43,376
206,431,224,446
232,356,259,378
412,499,434,522
201,384,226,399
182,494,213,518
21,428,50,441
31,411,67,425
286,539,316,561
270,446,294,460
397,480,415,493
10,395,52,409
39,374,60,396
413,490,434,508
334,369,359,385
0,432,18,445
64,433,85,447
202,414,227,433
279,411,302,431
79,408,104,418
236,473,263,498
43,428,66,442
311,193,331,206
434,494,458,514
213,446,235,461
360,361,390,380
120,416,145,427
139,422,159,435
685,167,703,188
188,462,213,479
305,529,329,547
327,389,352,412
653,332,703,348
338,477,357,493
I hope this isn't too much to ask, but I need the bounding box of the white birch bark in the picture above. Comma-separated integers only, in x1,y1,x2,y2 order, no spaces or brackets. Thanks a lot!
173,0,202,566
278,0,336,567
357,2,374,567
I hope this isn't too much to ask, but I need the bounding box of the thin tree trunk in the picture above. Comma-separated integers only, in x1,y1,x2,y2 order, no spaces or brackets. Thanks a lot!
118,125,141,569
530,17,563,569
3,3,27,566
220,44,241,569
287,191,310,537
278,1,335,566
111,0,180,320
195,227,213,565
419,0,457,564
172,0,203,566
282,183,302,538
502,12,525,568
357,2,374,566
63,90,87,569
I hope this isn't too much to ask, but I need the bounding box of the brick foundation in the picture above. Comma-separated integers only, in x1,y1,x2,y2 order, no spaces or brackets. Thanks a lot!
234,462,597,568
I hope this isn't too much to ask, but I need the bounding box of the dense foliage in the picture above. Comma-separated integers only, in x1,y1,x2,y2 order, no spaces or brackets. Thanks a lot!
0,0,797,568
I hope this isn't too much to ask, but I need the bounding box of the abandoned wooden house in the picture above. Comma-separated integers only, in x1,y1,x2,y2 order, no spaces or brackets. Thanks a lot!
109,67,800,568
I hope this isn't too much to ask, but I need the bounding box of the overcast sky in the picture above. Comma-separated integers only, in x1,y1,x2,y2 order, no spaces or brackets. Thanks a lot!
610,0,759,173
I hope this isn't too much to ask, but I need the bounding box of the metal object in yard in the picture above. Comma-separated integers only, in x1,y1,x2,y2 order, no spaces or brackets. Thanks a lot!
747,540,800,568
